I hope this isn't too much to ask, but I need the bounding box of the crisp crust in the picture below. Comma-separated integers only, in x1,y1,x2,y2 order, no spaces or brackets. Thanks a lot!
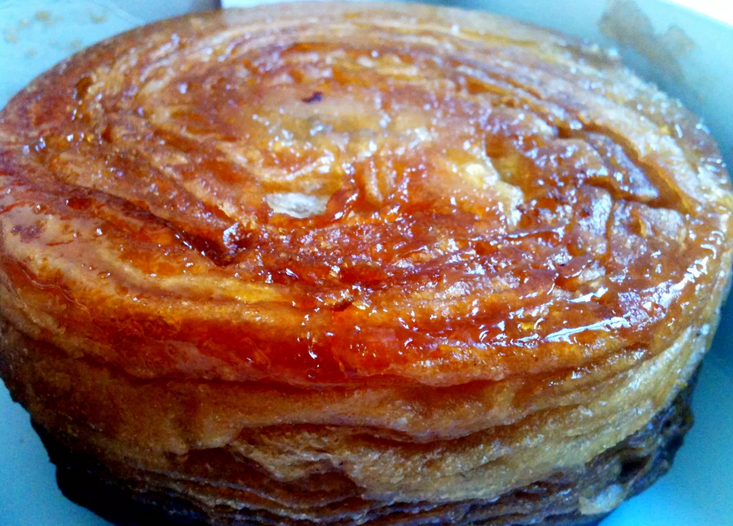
0,315,709,503
35,370,696,526
0,2,731,389
0,2,732,524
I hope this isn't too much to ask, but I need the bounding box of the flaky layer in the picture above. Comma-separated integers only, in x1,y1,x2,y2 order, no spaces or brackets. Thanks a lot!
0,2,731,390
0,308,709,505
39,380,695,526
0,4,732,523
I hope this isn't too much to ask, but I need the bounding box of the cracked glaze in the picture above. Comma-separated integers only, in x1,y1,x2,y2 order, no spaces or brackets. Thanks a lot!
0,2,731,387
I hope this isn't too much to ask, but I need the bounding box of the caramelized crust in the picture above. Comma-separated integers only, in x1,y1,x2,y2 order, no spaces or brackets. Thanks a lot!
0,315,709,505
0,3,732,524
0,2,731,390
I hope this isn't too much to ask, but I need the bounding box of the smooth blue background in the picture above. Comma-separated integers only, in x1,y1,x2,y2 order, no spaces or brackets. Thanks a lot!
1,0,732,524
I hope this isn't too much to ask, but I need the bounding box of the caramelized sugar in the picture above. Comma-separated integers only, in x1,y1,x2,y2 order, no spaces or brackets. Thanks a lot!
0,6,730,386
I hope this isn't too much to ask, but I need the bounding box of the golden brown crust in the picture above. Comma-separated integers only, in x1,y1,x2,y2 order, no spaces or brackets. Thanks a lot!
34,371,697,526
0,311,709,505
0,2,731,390
0,2,732,524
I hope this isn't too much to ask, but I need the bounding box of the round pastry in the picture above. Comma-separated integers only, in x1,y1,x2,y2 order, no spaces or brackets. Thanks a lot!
0,3,731,525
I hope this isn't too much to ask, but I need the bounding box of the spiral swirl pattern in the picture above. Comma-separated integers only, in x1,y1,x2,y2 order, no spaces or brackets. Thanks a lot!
0,3,732,524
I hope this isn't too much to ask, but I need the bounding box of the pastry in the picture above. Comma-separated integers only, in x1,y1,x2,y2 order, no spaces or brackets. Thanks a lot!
0,3,731,525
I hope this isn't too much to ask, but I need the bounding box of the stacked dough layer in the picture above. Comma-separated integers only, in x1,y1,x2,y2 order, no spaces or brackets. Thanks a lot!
0,3,731,525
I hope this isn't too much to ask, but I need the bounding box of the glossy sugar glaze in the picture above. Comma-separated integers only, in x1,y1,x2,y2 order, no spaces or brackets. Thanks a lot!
0,4,731,387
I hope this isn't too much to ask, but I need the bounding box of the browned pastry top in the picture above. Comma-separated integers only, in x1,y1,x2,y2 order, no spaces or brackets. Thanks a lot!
0,2,731,388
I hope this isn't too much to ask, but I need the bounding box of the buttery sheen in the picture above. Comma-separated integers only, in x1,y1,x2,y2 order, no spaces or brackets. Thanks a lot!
0,3,731,524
